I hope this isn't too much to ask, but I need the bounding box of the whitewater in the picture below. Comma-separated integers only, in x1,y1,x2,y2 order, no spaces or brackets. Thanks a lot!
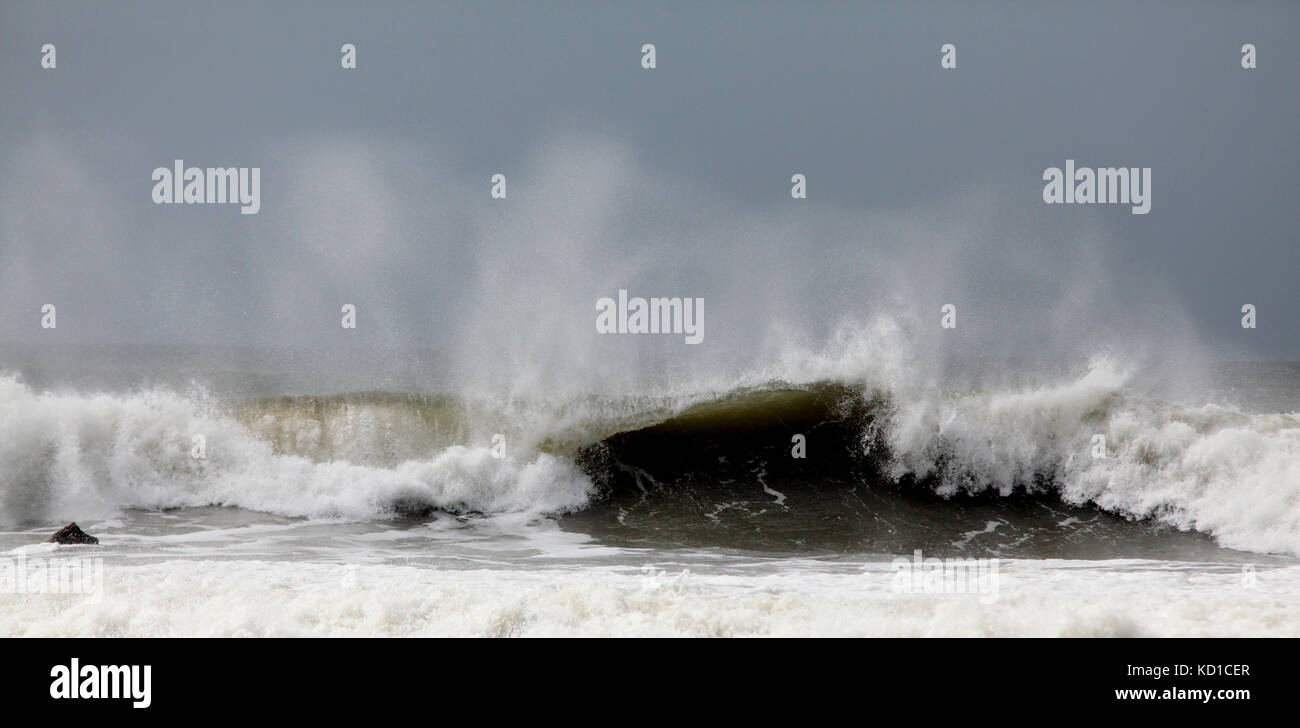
2,324,1298,636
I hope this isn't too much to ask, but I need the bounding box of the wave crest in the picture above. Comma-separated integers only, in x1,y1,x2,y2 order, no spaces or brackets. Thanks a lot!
2,359,1298,556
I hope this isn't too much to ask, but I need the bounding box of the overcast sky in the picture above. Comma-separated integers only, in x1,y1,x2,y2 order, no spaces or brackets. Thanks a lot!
1,0,1297,380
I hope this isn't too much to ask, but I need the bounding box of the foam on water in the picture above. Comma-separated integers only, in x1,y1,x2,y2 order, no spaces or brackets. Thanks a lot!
2,320,1299,556
885,358,1300,554
0,375,594,523
2,557,1296,637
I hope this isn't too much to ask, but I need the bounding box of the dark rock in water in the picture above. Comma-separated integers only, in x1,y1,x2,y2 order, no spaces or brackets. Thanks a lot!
48,522,99,545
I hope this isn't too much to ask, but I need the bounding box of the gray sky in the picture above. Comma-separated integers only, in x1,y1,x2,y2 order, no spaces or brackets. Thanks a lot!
1,0,1297,382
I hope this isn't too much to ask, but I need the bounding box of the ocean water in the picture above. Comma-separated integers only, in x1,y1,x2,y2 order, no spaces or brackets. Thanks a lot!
2,339,1299,637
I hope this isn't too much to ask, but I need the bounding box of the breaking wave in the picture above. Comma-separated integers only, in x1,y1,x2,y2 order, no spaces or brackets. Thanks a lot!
2,350,1298,556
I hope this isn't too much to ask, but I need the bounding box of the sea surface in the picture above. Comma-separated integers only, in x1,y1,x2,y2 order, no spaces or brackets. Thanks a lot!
2,343,1298,636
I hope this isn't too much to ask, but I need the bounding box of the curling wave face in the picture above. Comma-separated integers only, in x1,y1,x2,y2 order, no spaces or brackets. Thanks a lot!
1,352,1298,557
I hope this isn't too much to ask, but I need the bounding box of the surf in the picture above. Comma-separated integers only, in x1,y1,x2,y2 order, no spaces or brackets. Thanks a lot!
1,355,1298,557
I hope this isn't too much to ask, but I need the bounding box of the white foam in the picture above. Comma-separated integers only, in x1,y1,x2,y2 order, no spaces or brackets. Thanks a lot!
0,375,594,523
886,357,1300,555
2,558,1296,637
3,338,1300,557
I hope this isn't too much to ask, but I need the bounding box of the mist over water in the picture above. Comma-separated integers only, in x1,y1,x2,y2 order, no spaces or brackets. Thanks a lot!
2,136,1297,563
0,133,1216,377
3,0,1299,637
